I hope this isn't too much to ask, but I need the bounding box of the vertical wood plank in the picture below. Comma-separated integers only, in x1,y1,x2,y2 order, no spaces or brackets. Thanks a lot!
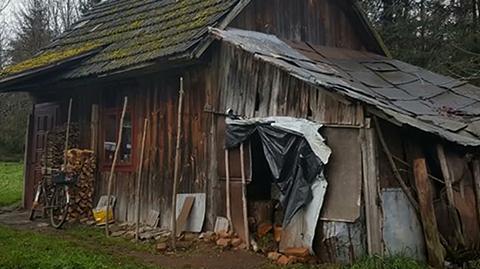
472,158,480,230
413,158,445,268
361,124,383,255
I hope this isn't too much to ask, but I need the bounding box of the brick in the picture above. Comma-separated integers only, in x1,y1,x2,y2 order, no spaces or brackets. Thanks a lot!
267,252,282,261
216,238,232,247
276,255,297,265
257,223,273,237
283,247,309,257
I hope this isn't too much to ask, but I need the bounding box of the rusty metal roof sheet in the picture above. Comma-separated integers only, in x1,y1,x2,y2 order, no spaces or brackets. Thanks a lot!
212,28,480,146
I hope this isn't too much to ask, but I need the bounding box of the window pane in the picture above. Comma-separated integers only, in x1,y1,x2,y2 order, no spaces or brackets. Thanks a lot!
104,113,117,162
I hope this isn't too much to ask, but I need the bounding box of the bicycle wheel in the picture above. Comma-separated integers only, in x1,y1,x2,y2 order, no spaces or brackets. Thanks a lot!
49,185,69,229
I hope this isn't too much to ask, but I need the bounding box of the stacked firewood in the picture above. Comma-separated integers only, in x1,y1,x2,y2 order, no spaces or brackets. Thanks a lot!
66,149,97,223
45,123,80,176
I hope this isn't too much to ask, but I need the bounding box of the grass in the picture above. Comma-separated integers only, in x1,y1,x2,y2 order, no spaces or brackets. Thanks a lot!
0,225,156,269
0,162,24,207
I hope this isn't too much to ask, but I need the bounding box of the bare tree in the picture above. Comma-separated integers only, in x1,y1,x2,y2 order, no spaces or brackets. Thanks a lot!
0,0,11,14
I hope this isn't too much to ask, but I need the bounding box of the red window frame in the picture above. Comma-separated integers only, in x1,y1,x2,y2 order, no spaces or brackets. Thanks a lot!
102,107,136,171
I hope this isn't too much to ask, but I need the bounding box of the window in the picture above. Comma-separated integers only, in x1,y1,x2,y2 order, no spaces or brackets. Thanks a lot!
103,108,134,169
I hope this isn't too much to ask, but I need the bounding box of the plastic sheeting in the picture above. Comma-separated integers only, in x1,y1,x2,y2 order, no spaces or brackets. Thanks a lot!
225,116,331,226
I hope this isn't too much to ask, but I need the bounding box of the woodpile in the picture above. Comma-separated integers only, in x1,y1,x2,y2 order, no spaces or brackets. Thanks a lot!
66,148,97,223
44,123,80,179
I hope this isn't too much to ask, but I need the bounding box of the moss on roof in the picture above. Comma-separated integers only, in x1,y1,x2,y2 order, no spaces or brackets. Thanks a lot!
1,0,240,80
0,43,99,79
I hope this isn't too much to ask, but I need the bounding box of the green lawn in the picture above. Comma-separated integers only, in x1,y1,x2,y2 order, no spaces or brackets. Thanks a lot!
0,162,24,207
0,225,155,269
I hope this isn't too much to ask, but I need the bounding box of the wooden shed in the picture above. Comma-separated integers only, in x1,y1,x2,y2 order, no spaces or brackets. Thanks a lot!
1,0,479,266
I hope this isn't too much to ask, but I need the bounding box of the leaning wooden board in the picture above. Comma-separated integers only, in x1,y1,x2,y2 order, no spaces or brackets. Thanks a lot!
176,196,195,236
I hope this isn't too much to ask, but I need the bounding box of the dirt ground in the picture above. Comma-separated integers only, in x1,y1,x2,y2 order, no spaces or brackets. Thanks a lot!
0,209,271,269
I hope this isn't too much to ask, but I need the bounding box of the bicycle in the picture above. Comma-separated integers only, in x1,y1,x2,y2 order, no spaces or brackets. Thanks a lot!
29,168,79,229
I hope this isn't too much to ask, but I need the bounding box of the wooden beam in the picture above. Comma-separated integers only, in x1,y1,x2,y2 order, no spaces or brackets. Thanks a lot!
22,114,32,209
240,143,250,249
436,144,465,247
171,77,185,250
105,97,128,236
63,98,73,168
135,118,149,241
90,104,99,152
361,124,383,255
472,158,480,230
413,158,445,268
225,149,232,227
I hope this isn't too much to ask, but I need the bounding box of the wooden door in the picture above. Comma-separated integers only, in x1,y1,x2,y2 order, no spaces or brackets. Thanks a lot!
25,103,58,209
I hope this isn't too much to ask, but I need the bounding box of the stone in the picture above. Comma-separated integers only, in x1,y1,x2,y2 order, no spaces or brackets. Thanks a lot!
124,231,136,240
283,247,309,258
216,238,232,247
111,230,126,237
199,231,215,240
231,238,242,248
183,233,197,241
267,252,282,261
156,243,168,252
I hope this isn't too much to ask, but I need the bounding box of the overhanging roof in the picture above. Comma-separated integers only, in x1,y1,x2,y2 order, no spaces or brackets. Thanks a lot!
0,0,387,91
212,28,480,147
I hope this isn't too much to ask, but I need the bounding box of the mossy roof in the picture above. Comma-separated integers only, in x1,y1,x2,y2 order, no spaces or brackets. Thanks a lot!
0,0,240,80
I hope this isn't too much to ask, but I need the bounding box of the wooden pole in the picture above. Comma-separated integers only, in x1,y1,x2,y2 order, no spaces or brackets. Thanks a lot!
360,125,382,255
437,145,455,206
225,149,232,227
63,98,73,168
105,97,128,236
436,144,465,247
135,118,149,242
171,77,185,250
240,143,250,249
472,158,480,230
413,158,445,268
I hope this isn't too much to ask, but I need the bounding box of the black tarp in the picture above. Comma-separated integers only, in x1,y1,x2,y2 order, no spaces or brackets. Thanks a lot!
225,118,328,226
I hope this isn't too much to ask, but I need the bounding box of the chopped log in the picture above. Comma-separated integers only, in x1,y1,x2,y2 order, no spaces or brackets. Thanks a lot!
413,158,445,268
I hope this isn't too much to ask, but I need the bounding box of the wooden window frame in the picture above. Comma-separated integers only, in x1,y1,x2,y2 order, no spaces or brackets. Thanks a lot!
101,107,136,172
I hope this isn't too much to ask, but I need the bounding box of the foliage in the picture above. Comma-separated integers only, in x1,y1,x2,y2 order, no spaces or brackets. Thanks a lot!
0,162,23,207
360,0,480,86
0,225,156,269
0,92,31,160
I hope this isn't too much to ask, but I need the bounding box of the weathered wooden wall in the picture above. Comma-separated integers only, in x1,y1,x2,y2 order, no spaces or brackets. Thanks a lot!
231,0,366,50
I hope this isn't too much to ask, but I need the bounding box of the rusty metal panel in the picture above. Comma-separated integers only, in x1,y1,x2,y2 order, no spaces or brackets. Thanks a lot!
382,188,426,261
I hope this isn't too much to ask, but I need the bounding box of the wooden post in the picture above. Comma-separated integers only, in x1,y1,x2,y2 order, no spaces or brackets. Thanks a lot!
472,158,480,230
225,149,232,227
413,158,445,268
360,124,382,255
171,77,185,250
135,118,149,241
240,143,250,249
22,115,32,208
436,144,464,247
437,145,455,206
63,98,73,168
105,97,128,236
90,104,99,152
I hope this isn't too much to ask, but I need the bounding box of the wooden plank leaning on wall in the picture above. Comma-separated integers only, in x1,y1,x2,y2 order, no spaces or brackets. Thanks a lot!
361,118,383,255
